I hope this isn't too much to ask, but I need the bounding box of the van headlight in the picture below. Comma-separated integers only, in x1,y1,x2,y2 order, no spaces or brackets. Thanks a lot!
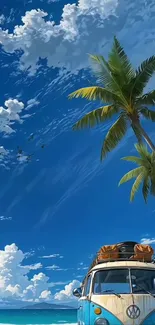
95,318,109,325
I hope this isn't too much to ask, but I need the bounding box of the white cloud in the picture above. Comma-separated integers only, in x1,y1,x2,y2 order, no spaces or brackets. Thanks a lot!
1,0,154,78
0,99,24,134
76,275,83,278
21,262,42,270
140,238,155,245
22,113,34,119
0,216,12,221
0,5,110,74
40,254,63,259
46,264,59,270
0,97,38,141
50,281,69,287
17,155,29,164
24,250,35,259
77,266,88,270
25,98,40,111
54,279,81,301
17,151,33,164
0,243,52,303
0,245,80,305
0,15,5,25
45,264,67,271
39,289,51,300
0,147,8,156
47,0,59,2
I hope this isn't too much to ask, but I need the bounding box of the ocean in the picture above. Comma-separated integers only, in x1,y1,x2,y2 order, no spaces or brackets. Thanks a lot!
0,309,77,325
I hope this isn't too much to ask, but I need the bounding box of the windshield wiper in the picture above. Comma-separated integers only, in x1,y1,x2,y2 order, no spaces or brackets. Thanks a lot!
133,283,155,299
101,289,121,298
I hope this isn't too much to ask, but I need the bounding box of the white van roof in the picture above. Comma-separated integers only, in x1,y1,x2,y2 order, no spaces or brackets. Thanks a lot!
90,260,155,272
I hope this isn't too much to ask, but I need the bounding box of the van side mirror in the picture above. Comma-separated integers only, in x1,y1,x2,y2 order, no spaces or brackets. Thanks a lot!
73,287,82,298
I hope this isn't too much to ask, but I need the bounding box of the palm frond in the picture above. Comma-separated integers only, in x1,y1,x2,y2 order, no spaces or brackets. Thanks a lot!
134,143,151,161
119,142,155,202
142,176,150,203
121,154,151,169
89,54,129,106
121,156,145,166
137,90,155,106
89,54,112,88
108,36,135,82
140,107,155,122
68,86,119,103
151,151,155,163
118,166,144,186
130,56,155,98
72,105,119,130
130,172,144,202
100,114,128,160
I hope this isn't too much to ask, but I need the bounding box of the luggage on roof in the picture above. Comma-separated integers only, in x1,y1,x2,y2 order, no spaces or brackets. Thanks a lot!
130,244,154,262
87,242,155,275
117,241,137,259
97,244,119,261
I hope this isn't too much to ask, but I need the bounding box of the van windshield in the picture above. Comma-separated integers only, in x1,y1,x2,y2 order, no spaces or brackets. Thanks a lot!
93,268,155,295
131,269,155,295
93,269,130,294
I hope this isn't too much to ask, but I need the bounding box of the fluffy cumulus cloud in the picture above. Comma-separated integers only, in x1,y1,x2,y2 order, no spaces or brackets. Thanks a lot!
0,97,39,165
0,99,24,134
54,279,81,301
0,243,51,303
0,243,81,305
0,0,155,78
0,97,39,137
39,290,51,300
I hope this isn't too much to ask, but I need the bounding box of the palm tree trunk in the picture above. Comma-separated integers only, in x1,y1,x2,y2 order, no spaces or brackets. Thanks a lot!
133,121,155,151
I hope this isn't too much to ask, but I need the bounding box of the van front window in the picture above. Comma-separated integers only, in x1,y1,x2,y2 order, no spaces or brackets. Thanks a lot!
131,269,155,295
93,269,130,294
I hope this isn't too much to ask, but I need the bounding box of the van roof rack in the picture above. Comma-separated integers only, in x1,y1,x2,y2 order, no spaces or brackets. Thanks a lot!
82,242,155,284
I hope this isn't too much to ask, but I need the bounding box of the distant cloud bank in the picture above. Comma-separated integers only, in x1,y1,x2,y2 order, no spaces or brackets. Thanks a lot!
0,0,154,81
0,243,80,307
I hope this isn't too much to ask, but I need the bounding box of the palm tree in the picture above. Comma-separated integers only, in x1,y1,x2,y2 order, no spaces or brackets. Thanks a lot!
118,144,155,202
68,36,155,160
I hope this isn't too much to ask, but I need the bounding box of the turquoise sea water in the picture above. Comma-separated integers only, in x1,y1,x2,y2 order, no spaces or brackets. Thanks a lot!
0,309,77,325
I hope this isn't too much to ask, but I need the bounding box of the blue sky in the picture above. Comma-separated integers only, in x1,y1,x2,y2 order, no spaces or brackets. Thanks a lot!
0,0,155,308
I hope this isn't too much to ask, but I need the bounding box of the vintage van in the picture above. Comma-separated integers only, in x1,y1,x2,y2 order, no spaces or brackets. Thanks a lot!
73,241,155,325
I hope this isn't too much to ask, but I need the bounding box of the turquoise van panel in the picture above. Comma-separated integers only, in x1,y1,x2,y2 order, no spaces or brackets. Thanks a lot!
82,300,90,325
142,311,155,325
78,299,90,325
90,302,123,325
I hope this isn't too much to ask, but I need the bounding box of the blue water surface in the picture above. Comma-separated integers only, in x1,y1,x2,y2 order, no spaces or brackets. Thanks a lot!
0,309,77,325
